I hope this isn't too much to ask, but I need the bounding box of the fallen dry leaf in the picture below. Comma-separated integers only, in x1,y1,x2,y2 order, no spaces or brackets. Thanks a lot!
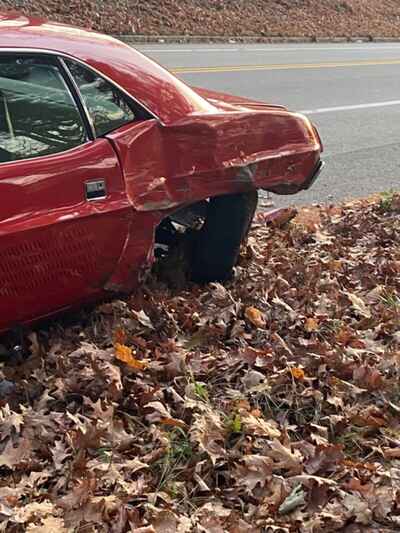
304,318,319,332
114,342,148,370
26,516,68,532
290,367,305,380
345,292,372,319
1,194,400,531
241,412,281,438
267,439,303,475
244,306,266,328
382,447,400,460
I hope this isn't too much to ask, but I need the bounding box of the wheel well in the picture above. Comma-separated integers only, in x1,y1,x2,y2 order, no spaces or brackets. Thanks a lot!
153,191,258,284
154,199,208,246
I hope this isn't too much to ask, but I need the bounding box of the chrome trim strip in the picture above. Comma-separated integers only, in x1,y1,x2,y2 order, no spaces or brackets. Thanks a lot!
58,56,96,140
0,47,162,124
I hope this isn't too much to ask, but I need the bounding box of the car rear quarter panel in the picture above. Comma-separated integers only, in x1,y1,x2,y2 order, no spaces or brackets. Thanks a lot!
108,110,320,212
104,107,320,293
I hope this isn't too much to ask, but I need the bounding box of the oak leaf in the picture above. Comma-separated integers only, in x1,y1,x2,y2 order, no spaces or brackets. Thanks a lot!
244,306,266,328
290,367,305,380
305,317,319,332
267,439,303,475
0,437,32,469
345,292,371,318
114,343,148,370
235,455,273,492
26,516,68,532
241,413,281,438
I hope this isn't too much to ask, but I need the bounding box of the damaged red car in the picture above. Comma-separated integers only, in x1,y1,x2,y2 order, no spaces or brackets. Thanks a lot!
0,13,323,333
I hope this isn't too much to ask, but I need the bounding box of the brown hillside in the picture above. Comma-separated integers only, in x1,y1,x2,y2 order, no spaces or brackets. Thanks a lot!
0,0,399,37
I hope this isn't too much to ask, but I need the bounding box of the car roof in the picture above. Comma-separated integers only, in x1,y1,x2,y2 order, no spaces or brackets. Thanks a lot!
0,13,214,124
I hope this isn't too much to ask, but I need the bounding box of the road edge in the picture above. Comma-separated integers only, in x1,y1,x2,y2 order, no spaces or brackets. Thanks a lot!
113,34,400,45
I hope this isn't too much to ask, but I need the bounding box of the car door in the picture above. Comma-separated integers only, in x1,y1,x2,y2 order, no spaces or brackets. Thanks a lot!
0,53,132,331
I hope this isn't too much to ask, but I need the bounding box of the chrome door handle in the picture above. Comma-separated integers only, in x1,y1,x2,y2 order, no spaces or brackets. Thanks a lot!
85,179,106,201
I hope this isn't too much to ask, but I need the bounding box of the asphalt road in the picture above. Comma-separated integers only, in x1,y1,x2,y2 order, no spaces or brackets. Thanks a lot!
136,43,400,207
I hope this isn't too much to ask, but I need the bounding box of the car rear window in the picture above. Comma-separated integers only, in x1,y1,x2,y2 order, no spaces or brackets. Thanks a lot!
0,55,86,163
65,60,138,137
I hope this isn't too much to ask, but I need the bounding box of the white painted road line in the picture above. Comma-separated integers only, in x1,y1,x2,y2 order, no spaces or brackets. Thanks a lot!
300,100,400,115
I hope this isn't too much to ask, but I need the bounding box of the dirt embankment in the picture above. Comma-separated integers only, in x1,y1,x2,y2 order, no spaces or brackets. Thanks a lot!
0,0,400,38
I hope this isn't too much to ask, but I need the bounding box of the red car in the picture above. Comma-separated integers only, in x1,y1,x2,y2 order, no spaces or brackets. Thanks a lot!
0,13,323,333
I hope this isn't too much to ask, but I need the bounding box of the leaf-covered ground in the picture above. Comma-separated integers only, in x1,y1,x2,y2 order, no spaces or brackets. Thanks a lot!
2,0,400,38
1,193,400,532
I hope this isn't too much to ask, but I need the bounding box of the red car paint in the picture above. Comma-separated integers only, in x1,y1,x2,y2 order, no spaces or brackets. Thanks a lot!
0,13,323,333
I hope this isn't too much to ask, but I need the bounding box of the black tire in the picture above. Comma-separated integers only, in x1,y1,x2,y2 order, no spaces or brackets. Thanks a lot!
190,190,258,283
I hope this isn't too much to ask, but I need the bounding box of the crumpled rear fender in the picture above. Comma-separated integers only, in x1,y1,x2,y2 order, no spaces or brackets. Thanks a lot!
162,110,321,200
105,108,321,291
107,108,321,213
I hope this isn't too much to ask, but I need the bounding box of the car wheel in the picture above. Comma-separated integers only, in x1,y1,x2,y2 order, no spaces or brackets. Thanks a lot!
189,190,258,283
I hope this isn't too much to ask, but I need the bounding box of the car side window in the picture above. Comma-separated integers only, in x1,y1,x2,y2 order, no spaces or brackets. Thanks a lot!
0,55,86,164
65,60,137,137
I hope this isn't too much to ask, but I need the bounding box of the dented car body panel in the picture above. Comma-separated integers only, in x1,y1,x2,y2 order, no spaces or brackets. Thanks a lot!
0,13,323,332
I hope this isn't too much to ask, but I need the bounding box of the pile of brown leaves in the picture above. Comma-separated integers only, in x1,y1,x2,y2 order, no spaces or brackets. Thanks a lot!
1,193,400,532
1,0,400,38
